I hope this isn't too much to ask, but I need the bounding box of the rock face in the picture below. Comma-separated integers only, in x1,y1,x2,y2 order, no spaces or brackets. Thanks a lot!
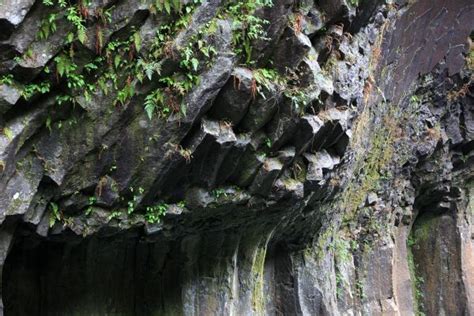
0,0,473,315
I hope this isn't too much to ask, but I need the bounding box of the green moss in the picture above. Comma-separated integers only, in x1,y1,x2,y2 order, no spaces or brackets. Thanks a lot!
348,0,360,7
3,127,14,140
332,237,352,263
341,107,396,218
302,219,338,261
412,213,437,243
468,181,474,215
251,245,267,315
407,234,426,315
467,46,474,71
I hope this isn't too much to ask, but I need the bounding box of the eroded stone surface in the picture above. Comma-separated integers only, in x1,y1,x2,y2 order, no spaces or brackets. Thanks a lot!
0,0,473,314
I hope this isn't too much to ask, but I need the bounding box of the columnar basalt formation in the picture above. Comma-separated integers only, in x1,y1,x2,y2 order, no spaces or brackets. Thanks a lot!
0,0,473,315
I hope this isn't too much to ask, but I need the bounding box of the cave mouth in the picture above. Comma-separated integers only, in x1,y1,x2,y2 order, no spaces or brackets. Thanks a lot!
2,222,305,315
2,223,186,315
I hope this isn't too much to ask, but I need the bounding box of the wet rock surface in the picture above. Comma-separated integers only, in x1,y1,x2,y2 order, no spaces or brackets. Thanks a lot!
0,0,473,315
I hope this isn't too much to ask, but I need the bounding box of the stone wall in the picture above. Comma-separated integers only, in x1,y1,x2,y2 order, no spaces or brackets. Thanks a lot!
0,0,473,314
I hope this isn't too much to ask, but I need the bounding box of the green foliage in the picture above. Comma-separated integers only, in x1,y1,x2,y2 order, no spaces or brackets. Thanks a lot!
264,137,272,148
54,54,76,77
330,237,352,263
56,94,74,105
29,0,209,121
145,203,168,223
0,74,14,85
127,187,144,215
42,0,66,7
133,31,142,52
348,0,359,6
53,53,95,101
96,6,112,25
410,95,421,104
85,196,96,216
38,13,58,40
151,0,202,15
144,89,165,119
143,17,219,119
154,0,182,14
284,89,308,113
407,236,426,316
222,0,273,65
107,210,122,220
212,188,227,199
355,280,366,300
135,59,162,83
49,202,60,227
65,6,87,44
22,82,51,100
115,81,135,106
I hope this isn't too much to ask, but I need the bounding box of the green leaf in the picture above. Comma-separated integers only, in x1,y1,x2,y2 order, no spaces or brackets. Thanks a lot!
146,66,154,80
77,28,87,44
180,102,187,117
191,58,199,71
49,202,60,227
46,116,52,132
145,102,155,119
172,0,181,11
114,55,121,69
133,32,142,52
164,0,171,14
156,0,163,11
77,29,87,44
66,32,74,43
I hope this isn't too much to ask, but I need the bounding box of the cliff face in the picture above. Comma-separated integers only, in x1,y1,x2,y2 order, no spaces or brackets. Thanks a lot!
0,0,473,315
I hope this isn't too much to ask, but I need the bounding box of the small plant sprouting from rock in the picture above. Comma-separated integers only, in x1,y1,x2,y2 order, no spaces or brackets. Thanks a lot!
407,235,426,316
37,13,58,40
212,188,227,199
85,196,97,216
264,137,272,149
107,210,122,221
127,187,145,215
0,74,14,85
355,279,366,301
178,146,193,164
223,0,273,65
49,202,61,227
145,203,168,224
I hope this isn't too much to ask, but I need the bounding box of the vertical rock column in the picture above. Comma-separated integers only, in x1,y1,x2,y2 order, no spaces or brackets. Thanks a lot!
0,220,16,313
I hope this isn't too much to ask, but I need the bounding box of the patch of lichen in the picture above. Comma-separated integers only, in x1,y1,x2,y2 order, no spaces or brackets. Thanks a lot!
341,105,397,219
412,213,438,243
251,245,267,315
407,212,443,316
341,89,424,231
468,181,474,215
467,43,474,71
407,233,426,315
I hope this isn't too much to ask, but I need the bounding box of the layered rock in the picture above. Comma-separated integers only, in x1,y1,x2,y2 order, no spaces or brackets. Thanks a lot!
0,0,473,315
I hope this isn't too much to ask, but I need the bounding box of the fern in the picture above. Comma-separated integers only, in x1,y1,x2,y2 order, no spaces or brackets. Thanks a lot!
66,6,87,44
49,202,60,227
38,13,57,40
154,0,184,14
144,89,165,119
